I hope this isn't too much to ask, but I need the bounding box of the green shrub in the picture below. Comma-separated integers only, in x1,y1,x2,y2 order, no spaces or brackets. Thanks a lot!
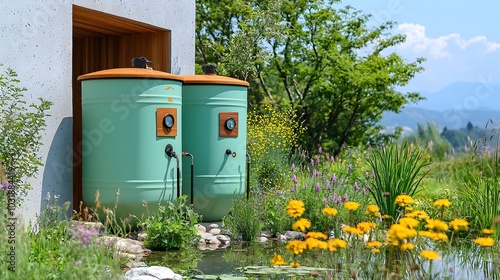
0,65,52,202
223,195,263,242
143,195,200,250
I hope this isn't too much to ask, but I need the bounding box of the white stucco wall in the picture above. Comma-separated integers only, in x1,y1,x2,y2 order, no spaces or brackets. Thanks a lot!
0,0,195,224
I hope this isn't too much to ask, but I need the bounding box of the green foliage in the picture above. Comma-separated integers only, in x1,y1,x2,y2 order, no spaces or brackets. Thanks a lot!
247,105,302,192
406,122,452,161
0,189,121,279
196,0,424,156
223,195,263,242
454,124,500,239
143,195,200,250
366,141,432,222
0,65,52,201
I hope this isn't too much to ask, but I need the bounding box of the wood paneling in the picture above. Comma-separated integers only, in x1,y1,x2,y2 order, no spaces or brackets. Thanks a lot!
72,5,171,213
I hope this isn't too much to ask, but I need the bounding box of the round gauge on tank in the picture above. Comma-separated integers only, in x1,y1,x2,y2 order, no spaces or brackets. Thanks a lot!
225,117,236,130
163,114,175,129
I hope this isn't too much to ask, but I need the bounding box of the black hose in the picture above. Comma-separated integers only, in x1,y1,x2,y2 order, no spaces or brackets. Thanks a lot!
183,152,194,206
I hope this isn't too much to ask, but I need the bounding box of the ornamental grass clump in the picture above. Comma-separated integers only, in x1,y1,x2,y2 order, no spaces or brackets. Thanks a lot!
366,141,431,223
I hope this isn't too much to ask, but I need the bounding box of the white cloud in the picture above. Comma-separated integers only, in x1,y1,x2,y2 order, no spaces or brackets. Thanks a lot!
396,23,500,58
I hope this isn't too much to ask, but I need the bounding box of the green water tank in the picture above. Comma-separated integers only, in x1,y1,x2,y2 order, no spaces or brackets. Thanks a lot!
182,70,249,222
78,68,184,223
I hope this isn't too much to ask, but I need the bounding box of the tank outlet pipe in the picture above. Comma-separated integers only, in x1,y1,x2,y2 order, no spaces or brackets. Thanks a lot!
165,144,180,198
182,152,194,206
246,152,251,200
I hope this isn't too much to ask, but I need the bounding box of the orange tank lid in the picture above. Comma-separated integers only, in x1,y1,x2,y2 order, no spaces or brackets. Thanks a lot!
77,68,184,81
182,74,249,87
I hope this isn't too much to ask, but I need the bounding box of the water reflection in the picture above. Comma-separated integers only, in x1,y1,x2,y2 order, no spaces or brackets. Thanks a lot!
144,241,500,279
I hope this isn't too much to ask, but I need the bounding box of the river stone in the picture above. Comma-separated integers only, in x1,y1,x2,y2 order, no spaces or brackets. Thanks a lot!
124,266,182,280
257,236,268,243
115,238,145,254
137,233,148,242
208,223,220,230
208,228,221,235
277,234,288,241
260,231,272,238
196,224,207,233
197,231,213,239
205,235,222,245
215,234,230,243
284,231,305,240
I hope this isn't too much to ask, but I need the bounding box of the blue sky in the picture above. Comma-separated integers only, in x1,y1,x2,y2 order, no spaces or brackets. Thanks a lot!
340,1,500,93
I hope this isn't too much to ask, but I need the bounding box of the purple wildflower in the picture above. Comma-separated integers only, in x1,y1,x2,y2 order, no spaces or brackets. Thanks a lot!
326,181,331,191
330,156,335,162
343,193,349,202
362,188,367,195
318,146,323,153
291,163,296,172
276,189,283,195
354,182,359,191
348,164,353,172
336,196,342,205
331,174,337,184
75,260,82,265
365,171,369,179
292,175,298,185
330,194,337,202
310,158,315,167
315,183,321,192
68,225,99,246
366,184,371,189
371,169,376,179
290,187,295,193
323,197,328,205
313,169,319,177
316,157,320,165
0,181,10,190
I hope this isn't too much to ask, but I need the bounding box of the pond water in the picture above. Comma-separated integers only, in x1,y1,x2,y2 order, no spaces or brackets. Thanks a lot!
144,242,500,279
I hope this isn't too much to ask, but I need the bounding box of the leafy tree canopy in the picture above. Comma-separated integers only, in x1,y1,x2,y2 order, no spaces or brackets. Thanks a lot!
196,0,425,155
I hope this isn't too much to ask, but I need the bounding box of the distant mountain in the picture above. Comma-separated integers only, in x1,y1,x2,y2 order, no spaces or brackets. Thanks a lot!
381,107,500,133
416,81,500,112
380,81,500,134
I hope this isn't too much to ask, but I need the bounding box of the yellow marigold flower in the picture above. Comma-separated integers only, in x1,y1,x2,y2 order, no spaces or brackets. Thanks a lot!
342,226,361,235
327,238,348,251
290,262,301,268
366,241,382,248
433,198,452,208
344,201,360,211
286,240,307,255
322,207,338,216
400,243,415,251
395,194,413,207
388,224,417,241
381,214,392,220
405,210,429,220
474,237,495,247
292,218,311,233
270,254,287,265
399,217,420,229
418,231,448,242
306,231,328,240
421,250,441,260
372,248,381,253
365,204,380,216
357,222,376,234
286,200,305,218
406,207,414,212
482,229,494,235
305,237,327,250
425,219,449,232
449,219,468,232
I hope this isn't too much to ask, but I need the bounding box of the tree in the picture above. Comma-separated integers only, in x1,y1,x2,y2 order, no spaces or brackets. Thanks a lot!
196,0,425,155
406,122,452,161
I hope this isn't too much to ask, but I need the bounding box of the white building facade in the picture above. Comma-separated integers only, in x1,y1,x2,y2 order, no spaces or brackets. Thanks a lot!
0,0,195,223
